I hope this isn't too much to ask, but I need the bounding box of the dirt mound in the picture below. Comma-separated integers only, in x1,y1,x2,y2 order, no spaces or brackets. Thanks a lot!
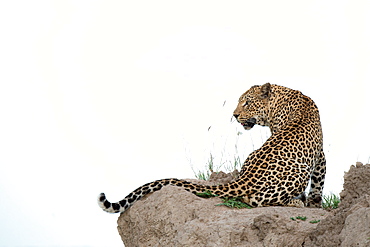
307,162,370,247
117,163,370,247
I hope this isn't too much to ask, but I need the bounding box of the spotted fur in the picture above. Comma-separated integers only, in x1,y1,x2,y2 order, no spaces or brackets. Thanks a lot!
98,83,326,213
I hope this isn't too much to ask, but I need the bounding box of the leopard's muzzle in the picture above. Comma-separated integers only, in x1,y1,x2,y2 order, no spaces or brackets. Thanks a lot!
241,118,256,130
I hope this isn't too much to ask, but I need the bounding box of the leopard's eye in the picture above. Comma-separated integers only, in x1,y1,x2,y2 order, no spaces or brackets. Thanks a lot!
242,101,248,107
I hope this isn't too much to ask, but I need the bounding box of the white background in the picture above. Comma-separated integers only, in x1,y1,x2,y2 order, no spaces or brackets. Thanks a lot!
1,1,370,246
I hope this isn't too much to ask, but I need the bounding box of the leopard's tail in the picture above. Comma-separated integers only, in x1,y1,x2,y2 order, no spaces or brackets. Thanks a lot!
98,178,246,213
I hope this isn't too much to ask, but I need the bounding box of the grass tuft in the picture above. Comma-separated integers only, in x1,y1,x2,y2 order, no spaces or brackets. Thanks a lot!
193,153,243,181
216,197,252,209
290,216,307,221
322,193,340,210
196,191,251,209
190,128,248,181
196,190,218,198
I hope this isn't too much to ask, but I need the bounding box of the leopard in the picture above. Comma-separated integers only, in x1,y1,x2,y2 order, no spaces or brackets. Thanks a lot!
98,83,326,213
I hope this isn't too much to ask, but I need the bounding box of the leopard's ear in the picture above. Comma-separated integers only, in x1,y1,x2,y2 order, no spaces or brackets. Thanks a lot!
259,83,271,99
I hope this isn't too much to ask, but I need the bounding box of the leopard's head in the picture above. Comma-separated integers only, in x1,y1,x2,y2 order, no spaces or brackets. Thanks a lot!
233,83,272,130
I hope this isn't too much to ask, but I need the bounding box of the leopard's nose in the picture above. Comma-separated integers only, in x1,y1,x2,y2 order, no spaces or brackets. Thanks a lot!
233,114,239,119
